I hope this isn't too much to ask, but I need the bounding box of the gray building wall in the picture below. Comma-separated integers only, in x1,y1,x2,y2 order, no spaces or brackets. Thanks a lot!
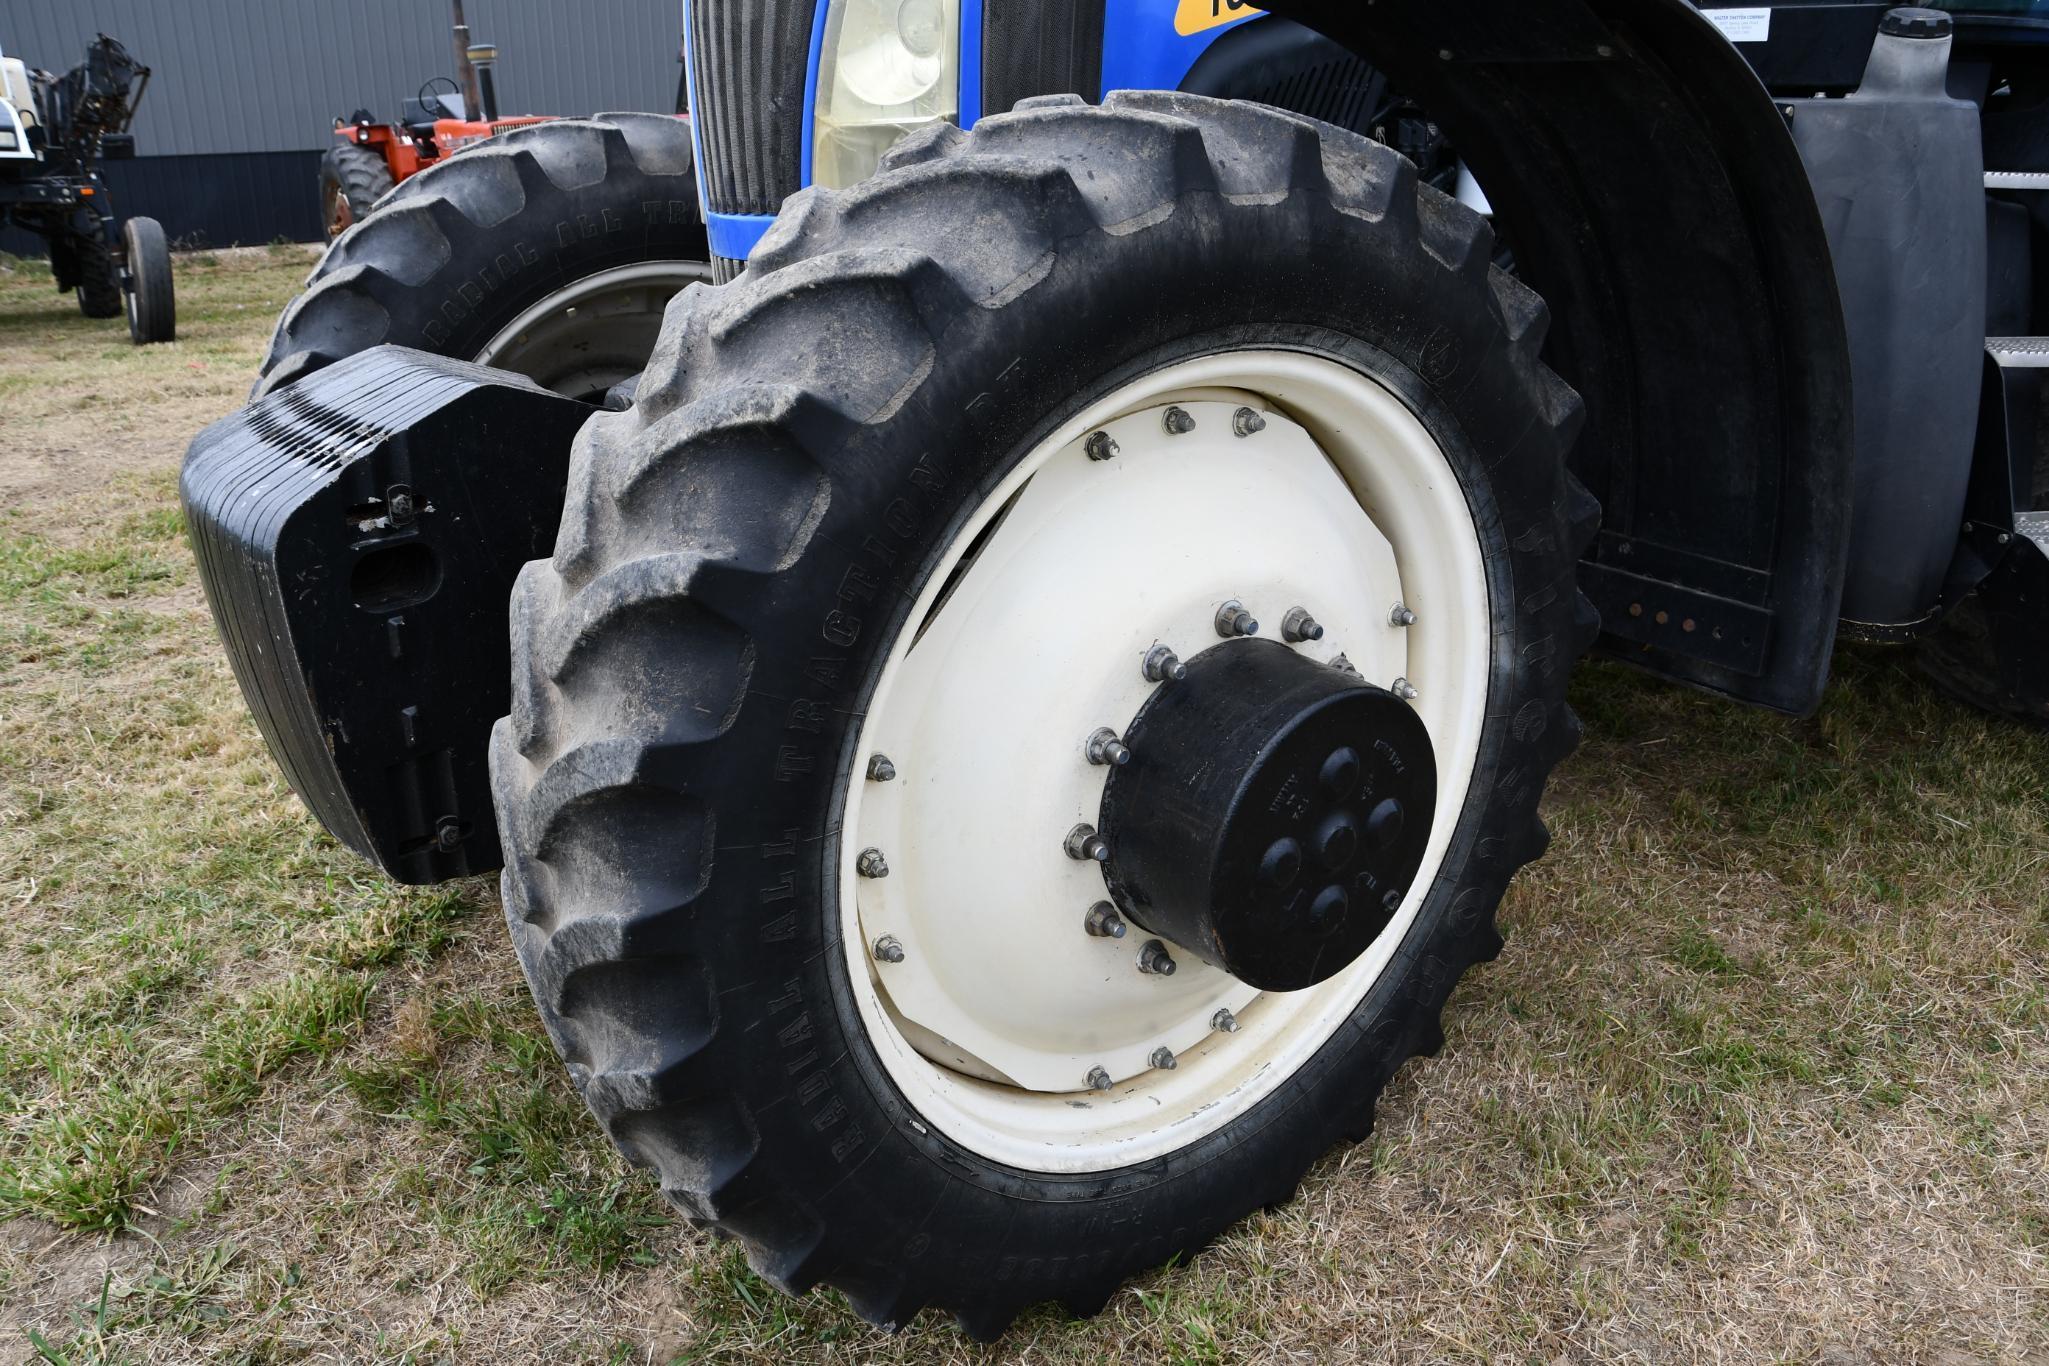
1,0,685,245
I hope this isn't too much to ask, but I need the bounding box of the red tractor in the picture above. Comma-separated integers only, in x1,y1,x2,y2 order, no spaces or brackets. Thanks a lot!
316,2,630,240
319,78,555,240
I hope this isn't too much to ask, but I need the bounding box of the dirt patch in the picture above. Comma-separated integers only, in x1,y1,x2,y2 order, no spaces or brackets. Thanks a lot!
0,248,315,536
0,435,186,530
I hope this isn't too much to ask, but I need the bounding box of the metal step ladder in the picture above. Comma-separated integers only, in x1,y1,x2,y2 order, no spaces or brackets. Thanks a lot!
1918,324,2049,722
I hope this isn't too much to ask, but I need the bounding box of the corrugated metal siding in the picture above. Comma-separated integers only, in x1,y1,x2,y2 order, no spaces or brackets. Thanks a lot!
0,150,323,254
0,0,684,156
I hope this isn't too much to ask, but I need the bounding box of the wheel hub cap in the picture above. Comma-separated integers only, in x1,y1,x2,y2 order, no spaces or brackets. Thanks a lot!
1099,639,1437,992
840,350,1494,1170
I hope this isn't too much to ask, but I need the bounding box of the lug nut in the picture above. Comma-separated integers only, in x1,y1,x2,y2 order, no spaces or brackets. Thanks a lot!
1392,678,1420,701
866,753,897,782
1330,653,1361,678
1143,644,1188,683
856,847,890,879
1085,430,1119,462
1232,407,1267,438
1137,939,1178,976
1282,606,1325,643
1065,824,1111,863
1216,600,1259,639
1086,727,1133,767
1390,602,1418,627
1087,1065,1114,1092
1085,901,1129,939
1162,406,1196,435
872,935,906,964
1212,1008,1240,1034
1149,1046,1179,1071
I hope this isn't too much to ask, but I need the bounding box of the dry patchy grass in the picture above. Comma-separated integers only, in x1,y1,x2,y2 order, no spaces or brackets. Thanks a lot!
0,253,2045,1363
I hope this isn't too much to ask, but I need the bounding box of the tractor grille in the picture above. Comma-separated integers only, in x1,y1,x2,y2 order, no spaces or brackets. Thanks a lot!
688,0,814,218
1244,54,1387,137
984,0,1105,117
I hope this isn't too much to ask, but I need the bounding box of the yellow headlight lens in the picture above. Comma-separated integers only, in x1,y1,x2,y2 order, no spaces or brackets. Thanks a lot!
813,0,960,190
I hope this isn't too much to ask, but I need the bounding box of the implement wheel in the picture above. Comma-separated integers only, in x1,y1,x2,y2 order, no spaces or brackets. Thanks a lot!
122,216,175,344
490,92,1599,1335
69,228,122,319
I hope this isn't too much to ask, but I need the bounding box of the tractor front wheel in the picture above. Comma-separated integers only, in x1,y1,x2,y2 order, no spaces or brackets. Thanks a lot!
490,93,1599,1333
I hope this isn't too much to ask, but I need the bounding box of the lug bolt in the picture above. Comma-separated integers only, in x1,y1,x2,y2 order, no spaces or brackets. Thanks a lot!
1065,824,1111,863
856,847,890,879
1149,1046,1179,1071
1143,644,1188,683
1232,407,1267,438
1390,602,1418,627
1282,606,1325,643
1086,727,1133,767
1215,600,1259,638
872,935,906,964
866,753,897,782
1330,653,1361,678
1212,1008,1240,1033
1162,406,1196,435
1137,939,1178,976
1392,678,1420,701
1085,430,1120,462
1085,901,1129,939
1087,1065,1114,1092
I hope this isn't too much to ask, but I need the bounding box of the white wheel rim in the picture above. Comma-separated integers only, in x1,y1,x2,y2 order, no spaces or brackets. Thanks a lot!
841,350,1491,1173
474,260,709,400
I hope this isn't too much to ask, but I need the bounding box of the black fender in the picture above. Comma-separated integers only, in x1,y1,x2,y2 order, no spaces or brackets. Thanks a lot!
1261,0,1854,714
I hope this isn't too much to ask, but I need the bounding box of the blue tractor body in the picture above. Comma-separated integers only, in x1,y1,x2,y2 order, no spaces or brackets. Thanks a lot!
689,0,1270,264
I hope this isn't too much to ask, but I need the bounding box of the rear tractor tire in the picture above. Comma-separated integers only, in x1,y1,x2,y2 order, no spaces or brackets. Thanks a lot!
490,92,1599,1335
318,140,396,241
262,113,710,403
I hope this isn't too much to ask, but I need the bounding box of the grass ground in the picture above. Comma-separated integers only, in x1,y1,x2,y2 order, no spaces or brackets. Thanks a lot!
0,249,2044,1364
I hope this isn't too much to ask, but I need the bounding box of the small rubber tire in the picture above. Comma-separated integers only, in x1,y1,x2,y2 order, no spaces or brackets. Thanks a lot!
256,113,710,400
318,141,396,241
70,230,122,319
490,92,1600,1336
122,216,175,344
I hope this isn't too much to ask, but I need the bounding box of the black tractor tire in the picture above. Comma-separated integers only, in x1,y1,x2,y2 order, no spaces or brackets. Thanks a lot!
70,229,122,319
318,140,396,240
122,216,175,344
490,92,1599,1336
257,113,710,401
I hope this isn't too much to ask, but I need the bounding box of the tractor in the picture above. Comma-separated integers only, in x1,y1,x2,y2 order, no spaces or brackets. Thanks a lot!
184,0,2048,1338
317,1,695,241
320,85,558,242
1,32,173,344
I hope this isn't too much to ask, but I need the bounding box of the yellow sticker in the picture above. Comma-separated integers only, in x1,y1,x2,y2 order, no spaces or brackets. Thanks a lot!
1174,0,1265,37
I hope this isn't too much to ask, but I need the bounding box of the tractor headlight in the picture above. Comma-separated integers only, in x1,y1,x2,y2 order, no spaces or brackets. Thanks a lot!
0,129,16,152
812,0,960,189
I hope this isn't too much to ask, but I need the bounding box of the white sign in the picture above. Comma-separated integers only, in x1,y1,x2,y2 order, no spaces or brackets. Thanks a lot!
1703,8,1773,43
